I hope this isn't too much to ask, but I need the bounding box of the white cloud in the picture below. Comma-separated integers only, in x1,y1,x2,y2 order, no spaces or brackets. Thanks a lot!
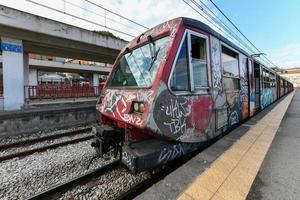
0,0,297,68
267,43,300,68
0,0,216,40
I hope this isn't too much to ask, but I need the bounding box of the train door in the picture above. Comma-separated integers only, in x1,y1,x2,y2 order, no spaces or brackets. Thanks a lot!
276,75,280,100
253,62,261,111
248,58,255,116
168,29,214,142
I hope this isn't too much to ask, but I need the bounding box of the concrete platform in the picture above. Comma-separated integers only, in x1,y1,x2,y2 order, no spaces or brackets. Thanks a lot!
247,90,300,200
136,91,294,200
0,100,97,137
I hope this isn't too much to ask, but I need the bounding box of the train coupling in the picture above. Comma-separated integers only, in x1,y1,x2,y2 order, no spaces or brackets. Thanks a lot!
91,124,124,158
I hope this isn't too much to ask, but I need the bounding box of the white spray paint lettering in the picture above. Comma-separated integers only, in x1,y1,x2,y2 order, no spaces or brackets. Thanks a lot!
158,144,185,164
123,114,143,126
161,99,191,135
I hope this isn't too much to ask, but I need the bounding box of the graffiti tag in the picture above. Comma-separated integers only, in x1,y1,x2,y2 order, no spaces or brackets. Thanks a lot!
211,38,222,89
161,99,191,135
137,91,153,103
122,151,135,171
104,94,127,116
229,110,239,126
158,144,185,164
123,114,143,126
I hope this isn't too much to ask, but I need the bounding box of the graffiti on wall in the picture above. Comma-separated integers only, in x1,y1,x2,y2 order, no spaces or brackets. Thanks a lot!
122,151,135,172
211,37,222,89
157,142,202,164
160,98,191,135
248,60,256,116
211,36,228,130
226,91,241,127
261,88,273,109
210,36,250,131
99,90,154,127
158,144,185,164
152,86,213,142
239,57,249,120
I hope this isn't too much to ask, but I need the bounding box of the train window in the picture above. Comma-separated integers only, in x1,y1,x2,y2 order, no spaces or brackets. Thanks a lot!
262,69,276,89
170,36,189,91
190,34,208,88
170,30,209,93
221,45,239,90
223,77,240,91
221,46,239,78
109,36,170,88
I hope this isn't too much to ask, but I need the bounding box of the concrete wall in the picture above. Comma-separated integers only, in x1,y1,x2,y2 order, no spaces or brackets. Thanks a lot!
29,59,111,74
0,55,112,75
29,68,38,85
1,37,27,110
0,102,97,137
0,5,127,63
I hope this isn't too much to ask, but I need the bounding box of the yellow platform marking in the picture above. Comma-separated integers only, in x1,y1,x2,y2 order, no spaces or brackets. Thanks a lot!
178,92,294,200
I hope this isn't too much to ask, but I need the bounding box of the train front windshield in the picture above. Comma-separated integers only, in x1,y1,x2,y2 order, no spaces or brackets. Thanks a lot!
109,36,170,88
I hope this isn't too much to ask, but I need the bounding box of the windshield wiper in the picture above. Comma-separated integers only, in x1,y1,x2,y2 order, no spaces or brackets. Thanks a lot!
148,47,161,71
147,35,155,59
147,35,160,71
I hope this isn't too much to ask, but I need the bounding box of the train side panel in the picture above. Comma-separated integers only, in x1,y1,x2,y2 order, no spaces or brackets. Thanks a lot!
210,36,249,137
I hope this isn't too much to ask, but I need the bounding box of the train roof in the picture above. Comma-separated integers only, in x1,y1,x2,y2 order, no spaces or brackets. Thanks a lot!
180,17,284,78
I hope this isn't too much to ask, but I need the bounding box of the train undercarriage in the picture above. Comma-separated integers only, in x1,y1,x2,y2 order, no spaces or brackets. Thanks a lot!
91,124,206,174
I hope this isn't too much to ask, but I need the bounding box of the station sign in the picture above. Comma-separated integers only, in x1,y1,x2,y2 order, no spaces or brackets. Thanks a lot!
0,43,23,53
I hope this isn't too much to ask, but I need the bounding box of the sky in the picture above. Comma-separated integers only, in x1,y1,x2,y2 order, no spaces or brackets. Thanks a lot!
0,0,299,68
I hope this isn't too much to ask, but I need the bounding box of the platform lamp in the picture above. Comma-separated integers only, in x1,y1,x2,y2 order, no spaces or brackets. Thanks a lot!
250,53,266,58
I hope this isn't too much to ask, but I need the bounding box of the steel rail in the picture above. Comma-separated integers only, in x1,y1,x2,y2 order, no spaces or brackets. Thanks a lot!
0,135,93,162
0,127,92,150
26,160,120,200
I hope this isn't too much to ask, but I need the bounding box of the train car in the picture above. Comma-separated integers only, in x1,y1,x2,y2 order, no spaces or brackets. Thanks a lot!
91,17,293,174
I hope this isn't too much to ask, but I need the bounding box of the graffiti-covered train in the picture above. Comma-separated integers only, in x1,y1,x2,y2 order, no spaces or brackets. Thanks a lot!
91,17,293,174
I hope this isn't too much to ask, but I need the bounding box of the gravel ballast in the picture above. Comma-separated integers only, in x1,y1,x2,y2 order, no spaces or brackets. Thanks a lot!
59,168,150,200
0,140,116,200
0,132,93,158
0,125,92,146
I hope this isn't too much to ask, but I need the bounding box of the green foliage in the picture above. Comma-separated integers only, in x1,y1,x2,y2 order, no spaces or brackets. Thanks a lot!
93,30,124,40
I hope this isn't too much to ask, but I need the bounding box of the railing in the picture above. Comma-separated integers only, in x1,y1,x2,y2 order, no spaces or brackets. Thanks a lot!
25,85,101,100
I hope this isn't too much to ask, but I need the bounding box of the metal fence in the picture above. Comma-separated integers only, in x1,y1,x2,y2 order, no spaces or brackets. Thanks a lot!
25,85,101,100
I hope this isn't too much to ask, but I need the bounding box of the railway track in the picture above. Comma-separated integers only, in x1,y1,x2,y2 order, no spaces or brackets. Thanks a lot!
24,153,195,200
27,160,120,200
0,127,93,162
26,159,152,200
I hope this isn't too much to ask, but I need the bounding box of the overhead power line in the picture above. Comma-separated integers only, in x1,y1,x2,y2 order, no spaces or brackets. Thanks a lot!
25,0,148,38
191,0,256,54
182,0,242,50
64,0,144,33
208,0,280,68
85,0,149,29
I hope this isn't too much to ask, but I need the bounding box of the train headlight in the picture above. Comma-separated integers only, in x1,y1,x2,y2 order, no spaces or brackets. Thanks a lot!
132,102,145,114
133,102,139,112
139,103,145,113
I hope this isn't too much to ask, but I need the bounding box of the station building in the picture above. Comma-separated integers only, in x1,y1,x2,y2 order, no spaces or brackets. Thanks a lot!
0,5,127,111
277,67,300,88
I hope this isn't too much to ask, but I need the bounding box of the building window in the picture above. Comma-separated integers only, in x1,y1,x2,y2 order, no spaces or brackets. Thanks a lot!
170,36,189,91
221,45,239,90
